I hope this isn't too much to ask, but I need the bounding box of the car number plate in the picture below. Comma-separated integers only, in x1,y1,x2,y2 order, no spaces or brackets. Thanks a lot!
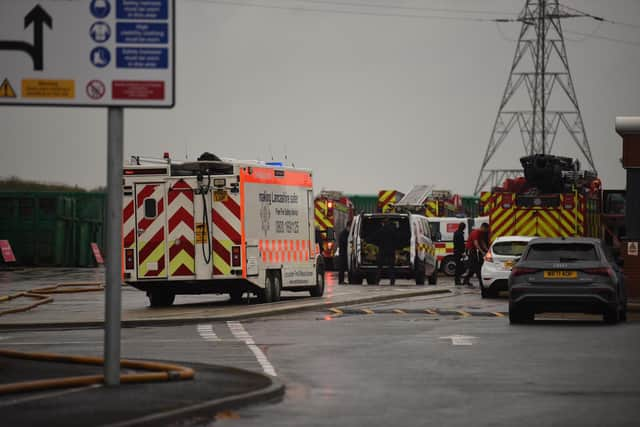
543,270,577,279
504,260,514,269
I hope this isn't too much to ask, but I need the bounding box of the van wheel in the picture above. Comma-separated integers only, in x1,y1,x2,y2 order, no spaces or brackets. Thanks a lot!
415,258,426,285
229,290,244,304
259,272,275,303
366,273,379,285
603,306,619,324
310,266,325,297
148,290,175,308
349,270,363,285
442,256,457,276
272,272,282,302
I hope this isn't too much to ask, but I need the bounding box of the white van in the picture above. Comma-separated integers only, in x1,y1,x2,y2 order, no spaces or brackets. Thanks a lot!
347,213,438,285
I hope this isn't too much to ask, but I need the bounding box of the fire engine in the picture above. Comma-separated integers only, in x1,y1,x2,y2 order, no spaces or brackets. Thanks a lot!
377,189,404,213
122,153,324,307
314,191,354,270
480,155,602,243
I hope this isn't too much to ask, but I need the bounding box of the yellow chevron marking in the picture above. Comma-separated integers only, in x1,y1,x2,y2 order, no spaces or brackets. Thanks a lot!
138,243,166,277
493,312,505,318
330,308,344,315
393,309,407,314
213,239,233,276
456,310,471,317
169,248,195,276
425,309,437,315
361,308,374,315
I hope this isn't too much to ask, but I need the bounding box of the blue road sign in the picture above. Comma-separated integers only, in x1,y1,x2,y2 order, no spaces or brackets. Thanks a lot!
116,22,168,44
90,0,111,19
90,21,112,43
91,47,111,68
116,0,168,20
116,47,168,69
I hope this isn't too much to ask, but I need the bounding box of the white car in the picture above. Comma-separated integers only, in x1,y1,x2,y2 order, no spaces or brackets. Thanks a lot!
480,236,535,298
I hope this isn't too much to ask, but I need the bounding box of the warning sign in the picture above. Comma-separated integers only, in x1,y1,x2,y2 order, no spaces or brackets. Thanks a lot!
112,80,164,100
629,242,639,257
22,79,75,99
195,223,209,244
0,240,16,263
0,78,16,97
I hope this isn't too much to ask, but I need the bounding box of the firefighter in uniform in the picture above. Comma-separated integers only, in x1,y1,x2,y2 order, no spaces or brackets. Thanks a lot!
453,222,466,286
338,220,352,285
463,223,489,288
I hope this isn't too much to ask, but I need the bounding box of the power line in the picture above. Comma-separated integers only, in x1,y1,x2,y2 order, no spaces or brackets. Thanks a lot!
189,0,514,22
279,0,514,17
566,29,640,47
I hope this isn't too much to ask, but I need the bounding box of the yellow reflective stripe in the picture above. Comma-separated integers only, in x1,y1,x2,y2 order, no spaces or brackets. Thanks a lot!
213,239,233,275
138,243,166,277
169,248,195,276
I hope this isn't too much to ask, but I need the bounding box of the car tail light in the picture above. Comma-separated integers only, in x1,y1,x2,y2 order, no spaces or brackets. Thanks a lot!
232,246,241,267
484,250,493,263
511,267,537,277
125,249,134,270
583,267,614,278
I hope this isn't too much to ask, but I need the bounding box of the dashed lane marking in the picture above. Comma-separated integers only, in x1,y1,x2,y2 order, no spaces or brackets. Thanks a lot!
197,324,220,342
227,321,277,377
328,308,508,318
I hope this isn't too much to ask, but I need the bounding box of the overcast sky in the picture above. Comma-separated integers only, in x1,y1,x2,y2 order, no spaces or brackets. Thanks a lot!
2,0,640,195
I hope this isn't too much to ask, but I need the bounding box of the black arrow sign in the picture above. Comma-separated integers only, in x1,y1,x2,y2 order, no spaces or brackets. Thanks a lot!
0,5,52,71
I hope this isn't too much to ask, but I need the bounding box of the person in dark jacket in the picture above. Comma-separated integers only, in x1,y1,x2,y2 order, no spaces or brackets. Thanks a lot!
373,218,398,285
453,223,466,286
337,220,352,284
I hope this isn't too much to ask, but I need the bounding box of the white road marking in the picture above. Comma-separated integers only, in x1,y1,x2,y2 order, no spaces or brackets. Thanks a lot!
439,335,477,346
197,324,220,342
227,321,277,377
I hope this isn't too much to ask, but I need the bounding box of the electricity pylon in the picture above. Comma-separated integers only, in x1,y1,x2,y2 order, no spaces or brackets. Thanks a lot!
474,0,596,195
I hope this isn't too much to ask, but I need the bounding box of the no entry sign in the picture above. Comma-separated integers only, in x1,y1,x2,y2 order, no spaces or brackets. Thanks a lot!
0,0,175,107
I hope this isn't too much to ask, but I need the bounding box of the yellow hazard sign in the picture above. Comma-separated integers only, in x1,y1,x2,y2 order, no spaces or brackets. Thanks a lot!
0,79,16,98
22,79,75,99
195,223,209,244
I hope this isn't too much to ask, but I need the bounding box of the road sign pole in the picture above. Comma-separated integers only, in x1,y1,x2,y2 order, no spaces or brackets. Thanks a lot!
104,106,124,386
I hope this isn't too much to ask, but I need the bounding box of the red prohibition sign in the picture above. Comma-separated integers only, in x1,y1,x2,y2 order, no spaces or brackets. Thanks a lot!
86,79,106,100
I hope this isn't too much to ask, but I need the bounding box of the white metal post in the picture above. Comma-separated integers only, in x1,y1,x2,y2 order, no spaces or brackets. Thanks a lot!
104,107,124,386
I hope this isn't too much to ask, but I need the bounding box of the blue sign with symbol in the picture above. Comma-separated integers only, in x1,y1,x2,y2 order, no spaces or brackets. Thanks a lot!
91,47,111,68
116,48,168,69
116,0,168,20
90,22,112,43
90,0,111,19
116,22,168,44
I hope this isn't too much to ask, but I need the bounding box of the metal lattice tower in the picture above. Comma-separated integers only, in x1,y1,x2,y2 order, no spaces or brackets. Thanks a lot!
474,0,596,194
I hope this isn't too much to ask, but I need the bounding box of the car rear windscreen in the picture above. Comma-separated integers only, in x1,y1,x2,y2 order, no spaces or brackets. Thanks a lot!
492,241,529,256
525,243,599,261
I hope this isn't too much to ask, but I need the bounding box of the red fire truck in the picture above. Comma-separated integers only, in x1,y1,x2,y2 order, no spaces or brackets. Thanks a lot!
314,191,354,270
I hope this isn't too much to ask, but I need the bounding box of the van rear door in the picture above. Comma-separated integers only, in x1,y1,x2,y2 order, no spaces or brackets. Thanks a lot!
135,183,168,279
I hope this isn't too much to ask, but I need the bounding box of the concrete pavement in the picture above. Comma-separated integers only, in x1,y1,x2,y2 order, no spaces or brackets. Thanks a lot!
1,287,639,426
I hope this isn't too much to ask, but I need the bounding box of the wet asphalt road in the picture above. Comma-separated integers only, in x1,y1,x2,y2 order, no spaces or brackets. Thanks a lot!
1,273,639,426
